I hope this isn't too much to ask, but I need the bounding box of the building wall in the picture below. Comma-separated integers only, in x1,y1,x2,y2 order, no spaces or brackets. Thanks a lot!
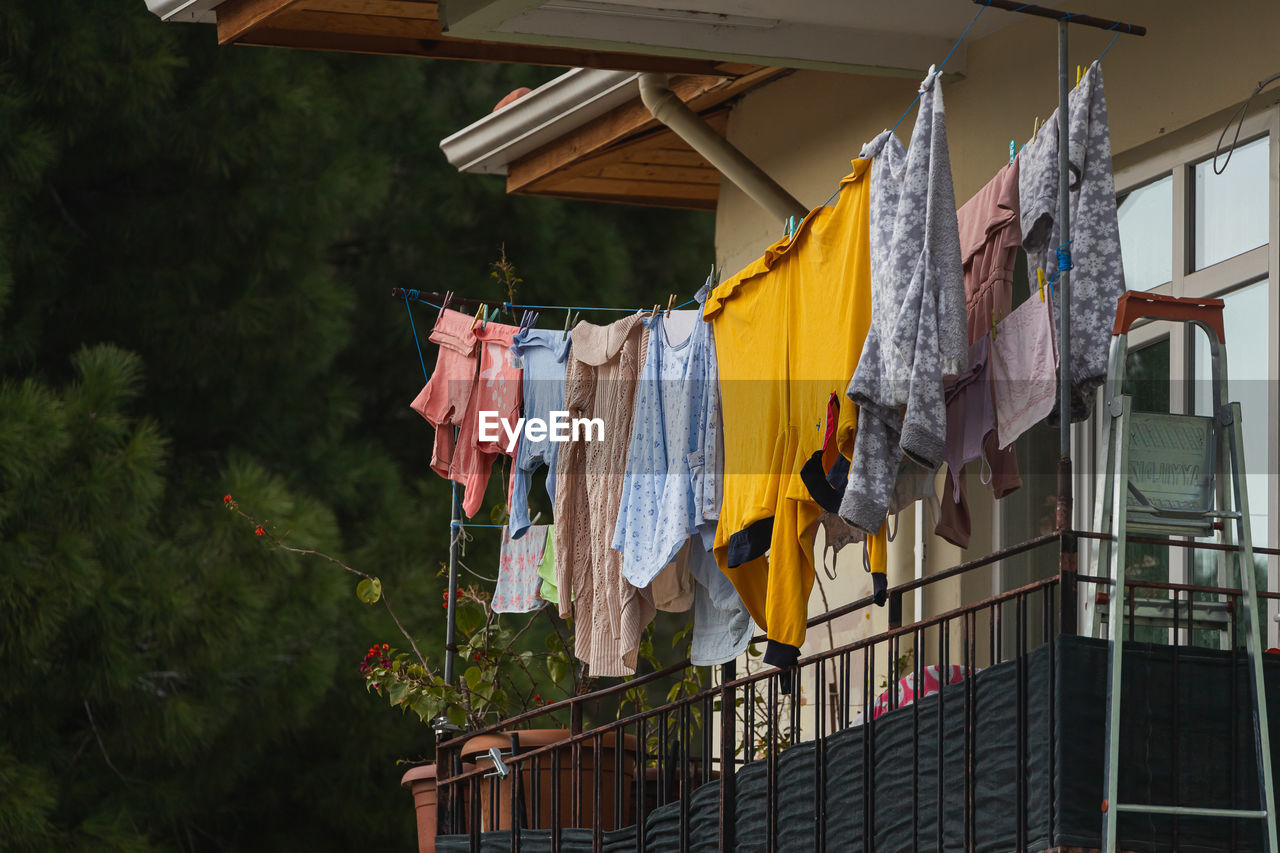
711,0,1280,662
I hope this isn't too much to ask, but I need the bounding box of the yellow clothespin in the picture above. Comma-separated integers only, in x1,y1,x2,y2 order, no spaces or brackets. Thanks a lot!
1076,64,1083,87
1037,268,1048,302
470,303,487,330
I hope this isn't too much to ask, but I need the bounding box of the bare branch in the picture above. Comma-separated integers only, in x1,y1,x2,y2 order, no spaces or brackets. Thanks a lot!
84,700,131,785
230,505,429,670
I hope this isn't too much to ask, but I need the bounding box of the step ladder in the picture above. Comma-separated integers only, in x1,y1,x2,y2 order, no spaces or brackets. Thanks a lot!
1092,291,1277,852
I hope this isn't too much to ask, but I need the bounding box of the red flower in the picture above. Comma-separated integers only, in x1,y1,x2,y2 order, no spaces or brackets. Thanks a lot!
223,494,232,503
533,693,542,703
255,526,265,537
381,643,389,652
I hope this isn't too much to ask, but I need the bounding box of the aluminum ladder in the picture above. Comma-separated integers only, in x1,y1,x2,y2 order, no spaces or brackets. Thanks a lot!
1093,291,1277,852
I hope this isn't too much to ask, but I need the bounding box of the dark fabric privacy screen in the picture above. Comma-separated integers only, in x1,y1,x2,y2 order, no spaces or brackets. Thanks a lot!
439,636,1280,852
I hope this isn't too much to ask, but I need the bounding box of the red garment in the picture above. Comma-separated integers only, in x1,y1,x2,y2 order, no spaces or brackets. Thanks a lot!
410,311,522,518
873,664,968,719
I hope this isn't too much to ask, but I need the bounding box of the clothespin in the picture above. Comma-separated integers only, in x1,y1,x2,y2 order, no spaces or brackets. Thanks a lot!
649,303,661,320
562,310,579,340
440,291,454,313
1009,140,1016,164
1037,268,1047,302
919,63,938,94
471,303,486,330
1033,116,1040,139
1076,64,1083,87
665,294,676,317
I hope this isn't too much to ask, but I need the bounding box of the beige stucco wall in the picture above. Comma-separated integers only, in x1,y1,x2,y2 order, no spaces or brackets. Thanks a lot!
710,0,1280,661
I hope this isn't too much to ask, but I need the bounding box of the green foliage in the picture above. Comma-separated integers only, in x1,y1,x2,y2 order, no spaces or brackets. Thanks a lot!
617,622,707,763
0,0,711,849
358,584,577,731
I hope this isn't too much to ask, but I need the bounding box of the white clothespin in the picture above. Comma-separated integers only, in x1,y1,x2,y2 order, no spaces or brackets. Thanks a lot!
919,63,938,94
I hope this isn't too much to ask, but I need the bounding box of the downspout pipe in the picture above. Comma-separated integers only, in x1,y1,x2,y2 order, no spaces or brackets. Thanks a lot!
639,72,808,223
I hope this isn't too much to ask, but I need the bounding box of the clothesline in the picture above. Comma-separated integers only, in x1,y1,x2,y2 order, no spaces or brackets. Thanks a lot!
400,288,700,390
393,287,698,315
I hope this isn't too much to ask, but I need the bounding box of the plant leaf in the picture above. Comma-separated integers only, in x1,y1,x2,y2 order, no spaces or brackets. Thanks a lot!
356,578,382,604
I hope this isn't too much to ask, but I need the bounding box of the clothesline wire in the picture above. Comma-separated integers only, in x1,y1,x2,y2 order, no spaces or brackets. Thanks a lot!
1096,22,1122,64
403,294,432,384
888,1,991,136
398,289,698,316
814,1,992,214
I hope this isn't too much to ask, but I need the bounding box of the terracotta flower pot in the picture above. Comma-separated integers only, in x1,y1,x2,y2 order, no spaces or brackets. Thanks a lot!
401,762,472,853
461,728,638,832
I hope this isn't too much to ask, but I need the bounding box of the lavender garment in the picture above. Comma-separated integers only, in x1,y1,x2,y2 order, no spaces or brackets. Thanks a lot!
507,329,570,540
1018,60,1125,421
842,72,967,536
942,335,996,494
991,293,1058,449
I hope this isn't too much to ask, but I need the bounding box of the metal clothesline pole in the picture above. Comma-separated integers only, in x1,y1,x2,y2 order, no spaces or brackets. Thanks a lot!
1056,16,1073,526
443,478,461,687
976,0,1145,641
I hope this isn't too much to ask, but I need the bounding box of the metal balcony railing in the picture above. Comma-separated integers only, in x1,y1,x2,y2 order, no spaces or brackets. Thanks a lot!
433,531,1280,853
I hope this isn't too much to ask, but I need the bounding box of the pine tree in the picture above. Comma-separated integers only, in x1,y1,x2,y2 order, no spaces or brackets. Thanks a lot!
0,0,712,849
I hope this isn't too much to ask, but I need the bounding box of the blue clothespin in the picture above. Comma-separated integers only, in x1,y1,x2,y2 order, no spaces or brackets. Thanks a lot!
1009,140,1016,164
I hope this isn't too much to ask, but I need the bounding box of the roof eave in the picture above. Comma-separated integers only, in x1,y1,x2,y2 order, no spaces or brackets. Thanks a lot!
439,68,641,175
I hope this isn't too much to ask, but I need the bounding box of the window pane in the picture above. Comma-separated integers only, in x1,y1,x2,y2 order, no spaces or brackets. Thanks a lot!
1193,136,1269,270
1193,279,1270,542
1192,280,1270,645
1122,339,1171,644
1117,175,1172,291
1123,337,1170,412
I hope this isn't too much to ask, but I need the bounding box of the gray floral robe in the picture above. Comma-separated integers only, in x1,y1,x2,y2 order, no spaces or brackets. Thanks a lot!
841,74,967,536
1018,61,1126,422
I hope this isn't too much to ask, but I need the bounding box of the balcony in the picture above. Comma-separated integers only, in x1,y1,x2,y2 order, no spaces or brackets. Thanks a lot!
431,531,1280,852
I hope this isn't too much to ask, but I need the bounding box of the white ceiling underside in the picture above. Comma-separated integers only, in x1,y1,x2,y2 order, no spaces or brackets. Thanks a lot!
444,0,1013,74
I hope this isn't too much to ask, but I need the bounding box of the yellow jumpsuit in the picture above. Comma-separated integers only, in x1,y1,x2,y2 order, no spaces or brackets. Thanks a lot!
703,157,887,667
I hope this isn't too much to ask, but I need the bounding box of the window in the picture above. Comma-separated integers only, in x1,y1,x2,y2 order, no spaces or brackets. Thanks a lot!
1075,112,1279,644
1117,175,1173,291
1193,136,1269,270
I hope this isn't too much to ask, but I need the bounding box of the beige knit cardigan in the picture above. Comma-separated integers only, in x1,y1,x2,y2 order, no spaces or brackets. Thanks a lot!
553,312,654,677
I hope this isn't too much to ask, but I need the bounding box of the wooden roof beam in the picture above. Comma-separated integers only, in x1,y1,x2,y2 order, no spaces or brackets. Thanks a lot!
216,0,303,43
214,0,754,74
